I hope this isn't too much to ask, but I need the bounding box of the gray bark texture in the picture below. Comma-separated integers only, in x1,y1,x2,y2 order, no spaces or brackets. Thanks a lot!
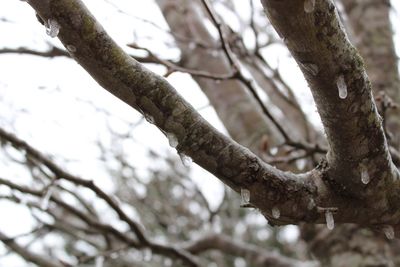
10,0,400,266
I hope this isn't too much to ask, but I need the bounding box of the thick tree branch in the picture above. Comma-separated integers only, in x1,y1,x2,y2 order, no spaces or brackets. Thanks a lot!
21,0,400,237
260,0,399,214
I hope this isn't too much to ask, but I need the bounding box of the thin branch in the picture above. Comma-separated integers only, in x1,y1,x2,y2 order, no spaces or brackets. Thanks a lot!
184,233,319,267
0,230,64,267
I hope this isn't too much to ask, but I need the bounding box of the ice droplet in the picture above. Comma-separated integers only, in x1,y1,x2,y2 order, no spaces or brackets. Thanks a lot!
307,198,316,210
167,133,178,148
272,206,280,219
304,0,315,13
95,256,104,267
325,210,334,230
46,19,60,38
66,45,76,53
360,163,370,184
301,62,319,76
241,188,250,205
269,147,278,155
337,74,348,99
179,153,192,167
40,186,55,210
296,158,307,170
383,225,395,240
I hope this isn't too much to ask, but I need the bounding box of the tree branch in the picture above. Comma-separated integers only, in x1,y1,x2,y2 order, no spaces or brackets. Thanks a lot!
184,233,319,267
24,0,317,226
0,230,64,267
260,0,399,212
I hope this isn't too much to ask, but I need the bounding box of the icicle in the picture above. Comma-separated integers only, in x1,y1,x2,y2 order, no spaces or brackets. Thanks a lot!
325,210,334,230
383,225,395,240
66,45,76,53
95,256,104,267
269,147,278,156
337,74,348,99
359,163,370,185
307,198,316,210
301,62,319,76
304,0,316,13
296,158,307,170
45,19,60,38
272,206,280,219
40,186,55,210
179,153,192,167
166,133,178,148
240,189,250,205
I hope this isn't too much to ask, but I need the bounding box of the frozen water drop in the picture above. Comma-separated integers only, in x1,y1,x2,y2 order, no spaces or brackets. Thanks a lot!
167,133,178,148
301,62,319,76
325,210,334,230
66,45,76,53
240,188,250,205
269,147,278,155
40,186,55,210
304,0,315,13
307,198,316,210
46,19,60,38
337,74,348,99
179,153,192,167
360,163,370,184
296,158,307,170
272,206,280,219
95,256,104,267
383,225,395,240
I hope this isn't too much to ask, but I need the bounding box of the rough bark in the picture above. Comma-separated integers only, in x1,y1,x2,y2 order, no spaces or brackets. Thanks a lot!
260,0,400,266
26,0,320,227
260,0,399,213
23,0,400,258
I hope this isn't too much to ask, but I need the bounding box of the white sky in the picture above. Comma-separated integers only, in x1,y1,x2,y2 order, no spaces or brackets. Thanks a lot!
0,0,399,265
